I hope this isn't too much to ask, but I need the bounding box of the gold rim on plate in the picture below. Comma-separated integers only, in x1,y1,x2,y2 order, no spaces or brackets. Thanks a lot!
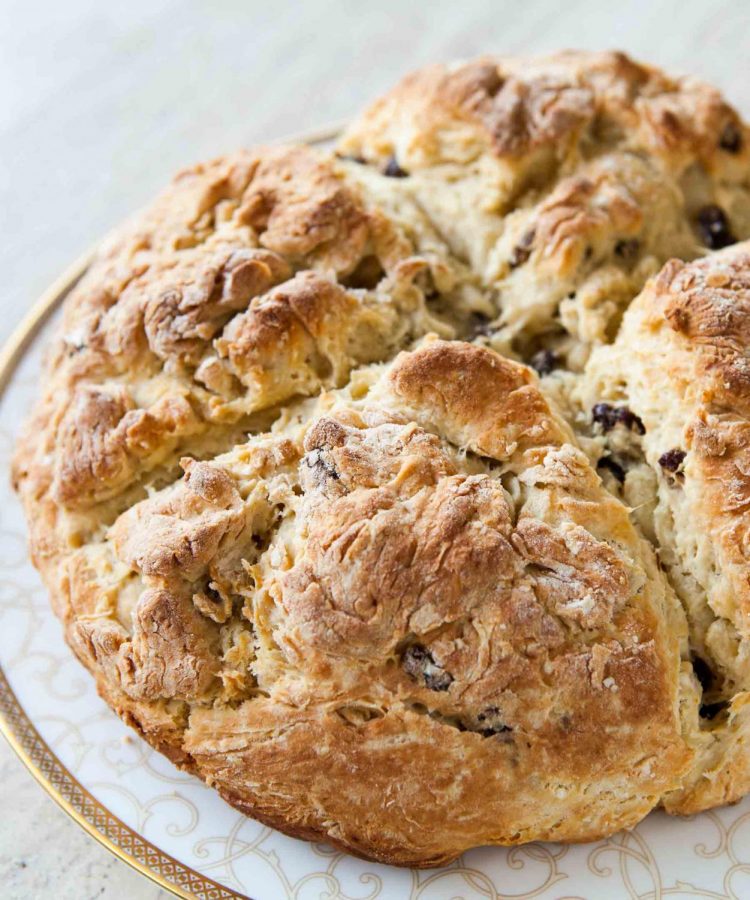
0,123,344,900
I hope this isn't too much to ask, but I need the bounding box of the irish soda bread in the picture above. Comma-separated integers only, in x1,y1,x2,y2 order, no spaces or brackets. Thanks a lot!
12,51,750,866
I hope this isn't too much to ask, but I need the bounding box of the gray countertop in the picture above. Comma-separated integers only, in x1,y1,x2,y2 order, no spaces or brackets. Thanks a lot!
3,0,750,896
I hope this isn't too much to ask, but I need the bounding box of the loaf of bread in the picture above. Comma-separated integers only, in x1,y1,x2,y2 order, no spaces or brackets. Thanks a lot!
13,51,750,866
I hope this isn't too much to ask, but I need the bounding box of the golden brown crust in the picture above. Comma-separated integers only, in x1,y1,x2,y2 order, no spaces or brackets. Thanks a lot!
339,51,750,366
583,242,750,815
16,330,693,865
340,51,749,175
177,342,689,865
387,340,568,454
14,51,750,866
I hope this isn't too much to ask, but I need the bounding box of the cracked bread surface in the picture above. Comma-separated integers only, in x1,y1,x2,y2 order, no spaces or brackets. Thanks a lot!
12,50,750,866
583,244,750,816
339,50,750,367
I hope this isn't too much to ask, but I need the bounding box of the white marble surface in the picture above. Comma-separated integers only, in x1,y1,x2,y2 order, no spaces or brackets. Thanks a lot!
3,0,750,896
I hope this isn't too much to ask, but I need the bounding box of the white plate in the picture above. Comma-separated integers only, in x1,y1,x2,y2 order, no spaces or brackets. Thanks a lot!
2,144,750,900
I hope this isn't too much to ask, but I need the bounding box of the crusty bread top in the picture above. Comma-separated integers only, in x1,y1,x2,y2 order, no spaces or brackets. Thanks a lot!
584,244,750,814
339,50,750,177
13,50,750,866
340,51,750,363
17,332,691,865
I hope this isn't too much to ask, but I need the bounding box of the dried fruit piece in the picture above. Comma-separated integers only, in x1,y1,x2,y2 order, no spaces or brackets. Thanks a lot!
591,403,646,435
529,349,559,376
696,205,737,250
477,707,513,738
597,456,626,483
383,156,408,178
509,229,536,268
402,644,453,691
658,448,686,476
468,312,493,339
719,122,743,153
614,238,640,264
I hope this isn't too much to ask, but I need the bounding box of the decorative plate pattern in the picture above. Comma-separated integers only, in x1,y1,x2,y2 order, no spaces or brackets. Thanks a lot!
2,134,750,900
